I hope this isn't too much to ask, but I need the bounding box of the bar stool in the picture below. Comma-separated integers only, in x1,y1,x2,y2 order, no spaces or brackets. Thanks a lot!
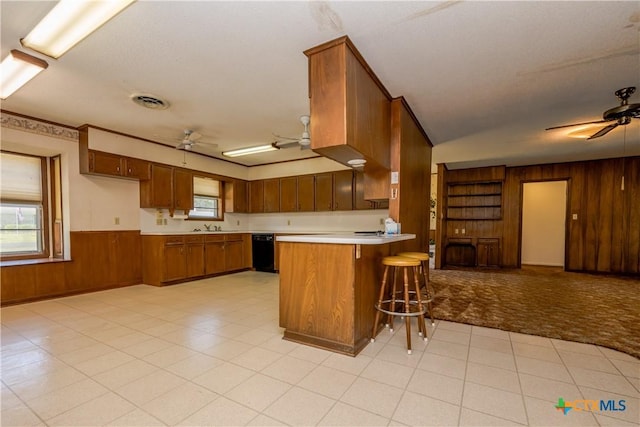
371,256,427,354
397,251,435,326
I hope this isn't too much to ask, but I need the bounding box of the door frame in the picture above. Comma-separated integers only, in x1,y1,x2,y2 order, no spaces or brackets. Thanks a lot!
518,178,572,269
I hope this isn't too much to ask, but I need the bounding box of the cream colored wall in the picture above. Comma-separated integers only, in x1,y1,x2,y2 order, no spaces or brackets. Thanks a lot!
2,118,388,239
247,156,349,180
521,180,567,266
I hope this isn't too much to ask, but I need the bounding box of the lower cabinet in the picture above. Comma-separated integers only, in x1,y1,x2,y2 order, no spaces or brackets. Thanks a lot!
477,238,501,267
142,233,250,286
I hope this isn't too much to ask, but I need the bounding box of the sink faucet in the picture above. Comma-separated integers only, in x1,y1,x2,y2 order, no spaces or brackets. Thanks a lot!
203,224,211,231
215,225,221,231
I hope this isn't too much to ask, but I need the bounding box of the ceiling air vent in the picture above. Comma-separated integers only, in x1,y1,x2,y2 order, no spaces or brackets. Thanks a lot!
131,93,169,110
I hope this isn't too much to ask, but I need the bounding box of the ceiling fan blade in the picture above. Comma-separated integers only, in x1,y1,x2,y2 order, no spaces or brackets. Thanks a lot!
188,131,202,141
274,140,300,149
545,119,610,131
587,123,618,140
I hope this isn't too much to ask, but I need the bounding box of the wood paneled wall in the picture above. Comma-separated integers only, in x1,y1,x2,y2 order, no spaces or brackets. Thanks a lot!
437,156,640,274
1,230,142,305
389,97,432,252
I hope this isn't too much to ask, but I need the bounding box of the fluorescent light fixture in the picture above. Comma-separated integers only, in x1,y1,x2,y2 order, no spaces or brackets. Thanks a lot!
222,144,279,157
21,0,136,59
0,50,48,99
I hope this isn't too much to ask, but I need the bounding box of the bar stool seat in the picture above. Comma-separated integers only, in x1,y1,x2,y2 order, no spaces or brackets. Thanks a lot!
397,251,435,326
371,256,427,354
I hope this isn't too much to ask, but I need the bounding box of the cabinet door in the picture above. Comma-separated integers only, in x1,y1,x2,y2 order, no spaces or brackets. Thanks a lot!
140,164,173,208
225,240,244,271
297,175,315,211
249,180,264,213
112,231,142,285
315,173,333,211
90,151,123,176
205,242,226,275
354,171,373,210
280,177,298,212
174,169,193,212
224,180,248,213
124,158,150,180
263,179,280,213
163,244,186,281
333,170,353,211
186,243,205,278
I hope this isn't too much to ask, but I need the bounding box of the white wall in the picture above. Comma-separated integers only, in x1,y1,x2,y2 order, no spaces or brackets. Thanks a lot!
2,115,389,240
521,180,567,266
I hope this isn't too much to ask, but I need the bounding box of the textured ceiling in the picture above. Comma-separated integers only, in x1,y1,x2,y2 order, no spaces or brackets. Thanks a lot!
1,1,639,169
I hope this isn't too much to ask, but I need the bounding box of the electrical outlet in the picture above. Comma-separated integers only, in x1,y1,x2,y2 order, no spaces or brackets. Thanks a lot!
461,228,465,234
380,218,384,225
455,228,459,234
237,220,240,226
156,219,163,225
114,217,120,225
163,219,167,225
572,214,578,220
287,220,291,226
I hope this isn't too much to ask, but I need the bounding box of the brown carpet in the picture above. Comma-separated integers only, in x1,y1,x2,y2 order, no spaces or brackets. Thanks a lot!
429,266,640,359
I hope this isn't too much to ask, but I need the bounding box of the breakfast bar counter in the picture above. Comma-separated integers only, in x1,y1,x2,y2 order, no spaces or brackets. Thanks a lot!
277,233,416,356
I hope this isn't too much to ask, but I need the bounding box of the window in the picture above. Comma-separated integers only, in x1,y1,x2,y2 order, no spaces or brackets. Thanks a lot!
189,176,222,220
0,152,49,259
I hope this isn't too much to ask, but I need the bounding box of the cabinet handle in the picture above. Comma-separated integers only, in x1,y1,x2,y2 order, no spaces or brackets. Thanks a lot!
128,168,132,174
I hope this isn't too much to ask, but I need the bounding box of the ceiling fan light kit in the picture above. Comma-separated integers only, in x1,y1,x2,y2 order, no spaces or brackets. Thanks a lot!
546,87,640,140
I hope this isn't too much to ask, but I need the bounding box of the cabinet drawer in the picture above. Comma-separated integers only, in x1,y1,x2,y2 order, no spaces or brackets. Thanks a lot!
164,236,185,245
225,233,244,242
205,234,225,242
185,235,204,244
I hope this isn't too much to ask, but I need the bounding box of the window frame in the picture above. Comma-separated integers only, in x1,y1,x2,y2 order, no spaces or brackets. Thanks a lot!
0,151,51,261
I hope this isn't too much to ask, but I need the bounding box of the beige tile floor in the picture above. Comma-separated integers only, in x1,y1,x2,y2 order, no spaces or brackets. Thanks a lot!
1,271,638,426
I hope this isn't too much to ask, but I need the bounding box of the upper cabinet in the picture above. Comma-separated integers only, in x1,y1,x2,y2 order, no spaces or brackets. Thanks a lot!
224,180,248,213
249,180,264,213
279,177,298,212
305,36,391,172
139,164,193,214
263,179,280,213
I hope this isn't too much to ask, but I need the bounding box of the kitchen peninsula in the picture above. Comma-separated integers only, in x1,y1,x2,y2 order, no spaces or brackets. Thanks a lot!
277,233,415,356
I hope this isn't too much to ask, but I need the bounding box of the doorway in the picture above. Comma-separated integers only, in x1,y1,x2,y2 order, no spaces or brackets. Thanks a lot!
521,181,567,267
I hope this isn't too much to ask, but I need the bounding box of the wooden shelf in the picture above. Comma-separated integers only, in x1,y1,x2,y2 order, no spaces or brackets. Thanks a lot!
446,181,502,220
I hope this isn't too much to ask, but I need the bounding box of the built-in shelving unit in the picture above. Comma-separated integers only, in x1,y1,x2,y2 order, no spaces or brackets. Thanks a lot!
446,182,502,220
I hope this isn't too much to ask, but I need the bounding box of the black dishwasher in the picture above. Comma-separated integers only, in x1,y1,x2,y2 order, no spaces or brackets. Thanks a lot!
252,234,275,272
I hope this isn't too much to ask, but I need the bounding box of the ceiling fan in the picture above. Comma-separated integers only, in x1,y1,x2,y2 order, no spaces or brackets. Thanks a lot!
273,115,311,150
546,87,640,139
175,130,217,151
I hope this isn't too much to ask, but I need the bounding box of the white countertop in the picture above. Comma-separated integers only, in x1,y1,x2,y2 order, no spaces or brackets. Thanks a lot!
276,233,416,245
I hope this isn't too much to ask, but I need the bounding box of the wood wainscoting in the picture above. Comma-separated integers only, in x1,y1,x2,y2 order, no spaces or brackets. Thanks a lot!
1,230,142,305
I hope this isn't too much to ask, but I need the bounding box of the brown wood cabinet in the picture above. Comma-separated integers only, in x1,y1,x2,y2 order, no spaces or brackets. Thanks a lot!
297,175,315,211
186,235,205,278
140,164,173,209
142,233,250,286
249,180,264,213
315,173,334,211
263,179,280,213
82,149,150,180
477,238,500,267
280,177,298,212
224,234,245,271
224,180,248,213
140,165,193,214
173,168,193,213
333,170,354,211
205,235,226,275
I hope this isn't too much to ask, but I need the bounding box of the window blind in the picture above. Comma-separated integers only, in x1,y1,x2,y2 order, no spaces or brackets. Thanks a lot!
193,176,220,197
0,152,42,201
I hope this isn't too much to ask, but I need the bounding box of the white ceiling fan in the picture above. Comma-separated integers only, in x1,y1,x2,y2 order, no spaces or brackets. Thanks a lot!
273,115,311,150
175,130,217,151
